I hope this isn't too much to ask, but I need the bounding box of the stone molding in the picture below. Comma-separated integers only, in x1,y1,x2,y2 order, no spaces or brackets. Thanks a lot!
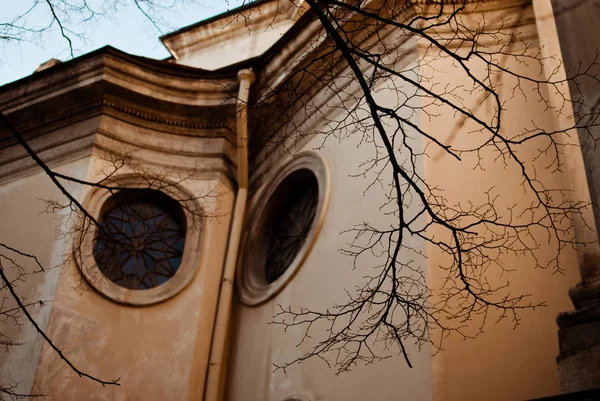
0,47,240,184
237,151,331,306
0,47,239,114
0,98,233,143
0,47,239,150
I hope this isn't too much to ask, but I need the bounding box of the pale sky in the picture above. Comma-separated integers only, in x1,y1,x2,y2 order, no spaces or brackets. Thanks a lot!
0,0,246,86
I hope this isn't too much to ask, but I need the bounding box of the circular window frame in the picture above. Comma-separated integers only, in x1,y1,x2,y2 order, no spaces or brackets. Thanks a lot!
237,151,331,306
74,175,205,306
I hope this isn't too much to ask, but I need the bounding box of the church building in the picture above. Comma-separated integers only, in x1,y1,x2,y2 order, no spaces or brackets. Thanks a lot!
0,1,599,400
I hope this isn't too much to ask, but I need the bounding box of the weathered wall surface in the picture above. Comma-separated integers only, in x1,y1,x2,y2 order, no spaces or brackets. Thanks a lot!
422,3,584,400
30,128,236,400
227,2,592,401
0,44,241,400
227,142,433,401
0,156,92,398
226,42,434,400
2,1,597,400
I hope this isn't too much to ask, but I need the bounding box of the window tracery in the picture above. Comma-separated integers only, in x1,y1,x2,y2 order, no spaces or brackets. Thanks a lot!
93,189,186,290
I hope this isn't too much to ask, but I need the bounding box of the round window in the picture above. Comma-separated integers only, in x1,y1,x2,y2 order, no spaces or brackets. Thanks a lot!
263,170,318,284
237,152,330,306
75,175,204,306
93,189,186,290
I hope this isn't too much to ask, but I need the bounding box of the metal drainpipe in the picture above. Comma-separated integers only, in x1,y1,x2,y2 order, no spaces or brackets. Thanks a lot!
204,68,255,401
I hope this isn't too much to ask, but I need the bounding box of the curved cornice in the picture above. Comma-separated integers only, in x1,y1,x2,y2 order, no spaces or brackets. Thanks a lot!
0,46,240,114
102,99,233,130
0,46,240,149
0,97,235,145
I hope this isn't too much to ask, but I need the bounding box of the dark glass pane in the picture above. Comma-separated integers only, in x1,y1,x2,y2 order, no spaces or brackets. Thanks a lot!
93,190,186,290
265,173,319,284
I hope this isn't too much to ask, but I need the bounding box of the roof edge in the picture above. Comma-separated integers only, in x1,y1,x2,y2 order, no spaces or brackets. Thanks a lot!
159,0,272,42
0,45,246,96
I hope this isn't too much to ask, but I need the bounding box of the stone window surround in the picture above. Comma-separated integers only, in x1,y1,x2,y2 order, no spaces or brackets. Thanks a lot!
237,151,331,306
74,174,205,306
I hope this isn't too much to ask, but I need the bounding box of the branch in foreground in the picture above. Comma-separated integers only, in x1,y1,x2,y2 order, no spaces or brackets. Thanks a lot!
0,255,120,387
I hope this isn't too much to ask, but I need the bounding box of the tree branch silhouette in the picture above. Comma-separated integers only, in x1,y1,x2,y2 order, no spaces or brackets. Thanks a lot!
267,0,599,373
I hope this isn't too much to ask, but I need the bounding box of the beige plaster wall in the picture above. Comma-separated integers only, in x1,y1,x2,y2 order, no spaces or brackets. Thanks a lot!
227,49,433,400
30,150,235,401
176,19,293,71
0,156,92,398
165,0,296,72
420,4,584,401
227,142,433,401
227,3,590,401
2,3,591,401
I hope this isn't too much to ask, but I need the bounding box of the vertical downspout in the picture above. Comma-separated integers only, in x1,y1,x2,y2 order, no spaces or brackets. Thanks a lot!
205,68,255,401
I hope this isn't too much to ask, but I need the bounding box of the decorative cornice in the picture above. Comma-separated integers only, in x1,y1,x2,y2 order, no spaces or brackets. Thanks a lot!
0,101,103,143
101,100,233,130
0,96,236,149
0,46,240,115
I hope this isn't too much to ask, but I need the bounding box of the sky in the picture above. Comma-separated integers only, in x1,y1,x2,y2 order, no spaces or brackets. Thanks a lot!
0,0,246,86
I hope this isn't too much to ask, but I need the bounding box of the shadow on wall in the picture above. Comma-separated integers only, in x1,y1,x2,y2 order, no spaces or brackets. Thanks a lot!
528,387,600,400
